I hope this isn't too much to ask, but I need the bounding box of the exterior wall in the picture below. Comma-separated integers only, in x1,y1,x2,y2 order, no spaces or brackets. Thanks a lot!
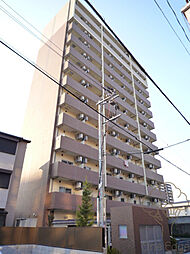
111,204,170,254
15,1,76,226
0,132,29,226
5,141,28,226
0,227,103,253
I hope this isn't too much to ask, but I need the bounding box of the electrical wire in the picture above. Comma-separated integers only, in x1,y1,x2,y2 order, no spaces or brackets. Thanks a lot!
83,0,190,126
129,138,190,155
153,0,190,56
166,0,190,43
1,37,190,177
0,0,63,53
159,155,190,176
1,0,190,127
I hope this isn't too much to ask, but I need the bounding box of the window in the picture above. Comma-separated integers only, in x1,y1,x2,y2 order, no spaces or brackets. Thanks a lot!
59,187,71,194
0,172,11,189
0,137,17,155
119,225,128,239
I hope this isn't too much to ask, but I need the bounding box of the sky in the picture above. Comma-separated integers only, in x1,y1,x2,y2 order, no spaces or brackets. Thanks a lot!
0,0,190,200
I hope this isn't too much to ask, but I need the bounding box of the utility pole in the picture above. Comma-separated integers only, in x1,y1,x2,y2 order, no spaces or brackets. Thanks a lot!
97,24,120,253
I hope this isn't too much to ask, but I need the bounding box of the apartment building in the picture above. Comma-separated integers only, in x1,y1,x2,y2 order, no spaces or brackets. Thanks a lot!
15,0,166,227
0,131,30,226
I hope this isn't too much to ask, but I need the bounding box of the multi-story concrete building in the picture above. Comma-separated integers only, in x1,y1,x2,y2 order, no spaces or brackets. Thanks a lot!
15,0,166,227
0,131,30,226
161,183,174,204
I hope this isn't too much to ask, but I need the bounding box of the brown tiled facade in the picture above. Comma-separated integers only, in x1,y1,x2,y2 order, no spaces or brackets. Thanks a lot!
16,0,166,228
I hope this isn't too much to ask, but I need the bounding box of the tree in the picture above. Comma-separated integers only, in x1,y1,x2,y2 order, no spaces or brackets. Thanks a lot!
76,179,94,227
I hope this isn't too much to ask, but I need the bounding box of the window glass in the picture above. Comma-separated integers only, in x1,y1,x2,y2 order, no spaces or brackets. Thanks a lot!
0,172,11,189
119,225,128,239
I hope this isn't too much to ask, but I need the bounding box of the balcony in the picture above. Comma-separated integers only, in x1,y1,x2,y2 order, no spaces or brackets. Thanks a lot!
46,191,129,213
54,135,163,180
51,161,145,195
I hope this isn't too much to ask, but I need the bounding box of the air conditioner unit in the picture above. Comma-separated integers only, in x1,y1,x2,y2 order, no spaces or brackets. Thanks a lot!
115,190,121,197
80,96,85,102
122,97,126,101
138,89,142,93
153,198,158,203
130,193,136,199
82,52,87,57
87,56,91,61
124,123,130,129
140,100,144,104
83,41,88,46
75,182,82,190
127,155,132,160
123,110,127,114
125,138,131,143
108,63,113,68
143,122,147,127
82,65,87,71
111,148,120,156
80,79,86,86
75,156,83,163
78,113,85,121
151,180,155,185
129,173,135,178
83,157,88,164
84,116,88,121
144,135,149,140
149,164,153,169
121,75,125,79
141,111,145,115
84,99,88,104
113,168,120,175
84,135,88,141
76,133,84,141
110,131,117,137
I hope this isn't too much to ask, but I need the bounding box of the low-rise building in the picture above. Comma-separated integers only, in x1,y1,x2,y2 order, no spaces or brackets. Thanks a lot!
0,131,30,226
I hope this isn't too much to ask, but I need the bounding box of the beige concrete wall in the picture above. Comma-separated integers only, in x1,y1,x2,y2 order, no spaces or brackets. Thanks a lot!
5,141,27,226
15,1,76,226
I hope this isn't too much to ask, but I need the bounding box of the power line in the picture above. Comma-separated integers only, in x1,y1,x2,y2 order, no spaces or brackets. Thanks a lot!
1,0,190,127
129,138,190,155
153,0,190,56
83,0,190,126
0,5,63,58
1,38,190,177
159,155,190,176
0,0,63,53
166,0,190,43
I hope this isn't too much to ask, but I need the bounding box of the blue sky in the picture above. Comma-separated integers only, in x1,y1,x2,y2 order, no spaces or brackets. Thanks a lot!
0,0,190,199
